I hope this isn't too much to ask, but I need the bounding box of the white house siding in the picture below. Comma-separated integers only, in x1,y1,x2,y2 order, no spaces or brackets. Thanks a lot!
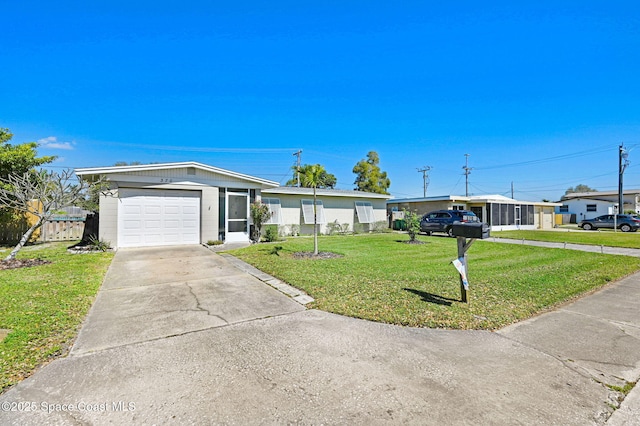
261,191,389,236
99,186,119,247
200,187,219,244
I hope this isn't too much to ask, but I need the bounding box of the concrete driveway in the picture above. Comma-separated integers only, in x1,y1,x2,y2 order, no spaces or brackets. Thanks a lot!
71,245,306,355
1,245,639,425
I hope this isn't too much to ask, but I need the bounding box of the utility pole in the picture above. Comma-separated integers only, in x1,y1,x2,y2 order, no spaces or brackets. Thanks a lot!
462,154,472,197
619,144,630,214
417,166,432,198
293,150,302,187
511,182,514,199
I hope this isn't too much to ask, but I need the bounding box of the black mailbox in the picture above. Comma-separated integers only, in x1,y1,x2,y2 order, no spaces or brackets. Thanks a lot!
452,222,490,239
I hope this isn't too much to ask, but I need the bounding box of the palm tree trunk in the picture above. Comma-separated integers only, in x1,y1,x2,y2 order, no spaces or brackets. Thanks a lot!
313,186,319,255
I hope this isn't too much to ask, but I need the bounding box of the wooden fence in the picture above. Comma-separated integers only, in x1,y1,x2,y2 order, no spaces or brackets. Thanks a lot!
39,219,86,242
0,221,30,245
0,219,86,244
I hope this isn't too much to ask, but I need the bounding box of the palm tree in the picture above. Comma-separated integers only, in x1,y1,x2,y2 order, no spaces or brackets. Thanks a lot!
301,164,326,255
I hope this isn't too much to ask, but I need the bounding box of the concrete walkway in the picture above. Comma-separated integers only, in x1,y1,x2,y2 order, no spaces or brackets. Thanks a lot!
489,236,640,257
1,244,640,425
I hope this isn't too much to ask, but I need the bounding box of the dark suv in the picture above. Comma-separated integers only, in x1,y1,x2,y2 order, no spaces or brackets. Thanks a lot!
420,210,480,237
578,214,640,232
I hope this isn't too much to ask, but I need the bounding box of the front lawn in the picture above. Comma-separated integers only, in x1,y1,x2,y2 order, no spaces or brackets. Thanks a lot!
494,229,640,249
229,233,640,330
0,242,113,392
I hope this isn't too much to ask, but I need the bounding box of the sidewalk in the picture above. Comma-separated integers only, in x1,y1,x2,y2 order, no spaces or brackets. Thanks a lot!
489,236,640,257
490,236,640,425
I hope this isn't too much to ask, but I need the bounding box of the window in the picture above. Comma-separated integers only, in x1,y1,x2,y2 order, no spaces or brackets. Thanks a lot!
586,204,597,212
301,199,326,224
261,198,282,225
452,205,465,210
559,205,569,213
355,201,375,223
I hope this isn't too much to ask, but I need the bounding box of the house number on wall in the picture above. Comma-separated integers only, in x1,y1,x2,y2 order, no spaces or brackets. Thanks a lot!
160,178,173,183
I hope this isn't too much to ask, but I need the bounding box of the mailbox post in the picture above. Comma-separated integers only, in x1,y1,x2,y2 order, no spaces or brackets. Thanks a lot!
451,222,490,303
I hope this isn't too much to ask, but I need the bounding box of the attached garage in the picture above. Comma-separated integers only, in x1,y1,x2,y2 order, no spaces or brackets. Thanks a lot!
118,189,201,248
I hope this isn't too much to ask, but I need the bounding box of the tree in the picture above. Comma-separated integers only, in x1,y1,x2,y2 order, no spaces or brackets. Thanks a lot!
250,201,272,243
0,129,58,243
403,210,421,242
301,164,326,255
353,151,391,194
0,128,56,183
286,164,337,189
0,169,88,260
565,184,597,195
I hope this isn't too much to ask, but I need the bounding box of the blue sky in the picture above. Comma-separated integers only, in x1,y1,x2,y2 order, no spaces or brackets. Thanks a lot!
2,1,639,201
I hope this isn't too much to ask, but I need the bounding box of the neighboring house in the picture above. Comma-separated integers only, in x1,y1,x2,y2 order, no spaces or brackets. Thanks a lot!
386,194,560,231
559,190,640,223
75,162,389,249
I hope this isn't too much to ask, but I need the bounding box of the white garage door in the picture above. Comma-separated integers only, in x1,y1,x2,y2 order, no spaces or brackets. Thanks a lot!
118,189,200,248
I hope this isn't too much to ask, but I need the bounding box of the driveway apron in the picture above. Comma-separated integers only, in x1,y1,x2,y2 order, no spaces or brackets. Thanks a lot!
72,245,306,355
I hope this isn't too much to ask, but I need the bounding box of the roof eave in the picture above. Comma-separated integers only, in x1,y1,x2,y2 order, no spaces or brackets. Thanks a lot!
75,161,279,187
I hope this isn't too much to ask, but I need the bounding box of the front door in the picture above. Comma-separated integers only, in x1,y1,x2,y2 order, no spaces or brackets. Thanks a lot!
226,191,250,242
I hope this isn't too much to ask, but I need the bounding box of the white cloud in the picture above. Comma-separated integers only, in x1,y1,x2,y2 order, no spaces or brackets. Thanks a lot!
38,136,74,150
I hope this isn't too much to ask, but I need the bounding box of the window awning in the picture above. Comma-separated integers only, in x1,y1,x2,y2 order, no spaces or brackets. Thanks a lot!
301,199,326,224
355,201,375,223
261,198,282,225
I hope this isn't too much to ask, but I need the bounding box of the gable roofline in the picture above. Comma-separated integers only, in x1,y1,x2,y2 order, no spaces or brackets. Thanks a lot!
263,186,390,199
75,161,279,187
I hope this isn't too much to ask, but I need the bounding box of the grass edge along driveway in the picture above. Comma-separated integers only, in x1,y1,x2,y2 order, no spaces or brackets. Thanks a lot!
229,233,640,331
0,242,113,393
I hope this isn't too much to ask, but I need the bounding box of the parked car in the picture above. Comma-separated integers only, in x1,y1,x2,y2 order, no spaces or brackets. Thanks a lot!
420,210,480,237
578,214,640,232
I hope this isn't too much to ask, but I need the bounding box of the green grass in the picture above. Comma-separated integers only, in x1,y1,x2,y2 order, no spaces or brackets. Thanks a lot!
0,242,113,392
229,233,640,330
494,229,640,249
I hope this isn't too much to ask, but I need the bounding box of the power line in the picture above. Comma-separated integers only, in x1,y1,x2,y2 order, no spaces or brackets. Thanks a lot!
474,144,613,171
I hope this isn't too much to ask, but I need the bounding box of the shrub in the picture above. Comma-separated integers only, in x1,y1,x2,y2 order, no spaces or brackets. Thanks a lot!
264,225,279,242
327,220,341,235
403,209,421,242
207,240,224,246
288,224,300,236
250,201,272,243
371,220,390,233
87,236,112,252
